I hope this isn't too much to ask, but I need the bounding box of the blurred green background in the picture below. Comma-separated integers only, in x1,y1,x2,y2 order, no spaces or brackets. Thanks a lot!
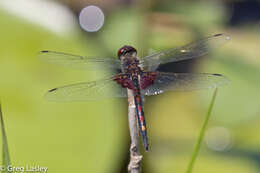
0,0,260,172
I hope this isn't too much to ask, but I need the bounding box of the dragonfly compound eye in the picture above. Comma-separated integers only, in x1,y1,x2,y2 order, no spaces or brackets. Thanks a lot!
117,45,137,59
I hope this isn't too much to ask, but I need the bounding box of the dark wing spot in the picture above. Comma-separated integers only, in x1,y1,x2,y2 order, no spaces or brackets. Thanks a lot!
41,50,49,53
213,33,223,37
212,73,222,76
48,88,58,92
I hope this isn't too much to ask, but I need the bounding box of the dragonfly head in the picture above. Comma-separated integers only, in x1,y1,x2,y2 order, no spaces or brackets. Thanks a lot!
117,45,137,59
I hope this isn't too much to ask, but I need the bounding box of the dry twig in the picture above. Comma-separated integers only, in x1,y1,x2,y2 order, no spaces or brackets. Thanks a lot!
127,89,143,173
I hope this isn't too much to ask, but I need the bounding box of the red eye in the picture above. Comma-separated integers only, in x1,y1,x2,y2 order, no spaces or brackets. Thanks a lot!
117,48,125,58
117,45,137,59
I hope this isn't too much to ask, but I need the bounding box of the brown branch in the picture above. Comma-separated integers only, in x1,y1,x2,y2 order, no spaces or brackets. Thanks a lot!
127,89,143,173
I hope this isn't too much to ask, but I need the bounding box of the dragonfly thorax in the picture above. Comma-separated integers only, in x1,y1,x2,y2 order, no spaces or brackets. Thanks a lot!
122,57,142,75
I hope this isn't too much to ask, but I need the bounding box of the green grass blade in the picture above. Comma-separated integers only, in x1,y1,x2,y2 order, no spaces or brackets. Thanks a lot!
186,88,218,173
0,104,11,172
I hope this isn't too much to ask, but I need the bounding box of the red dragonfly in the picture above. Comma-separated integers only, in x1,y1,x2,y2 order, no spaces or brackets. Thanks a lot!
39,33,230,151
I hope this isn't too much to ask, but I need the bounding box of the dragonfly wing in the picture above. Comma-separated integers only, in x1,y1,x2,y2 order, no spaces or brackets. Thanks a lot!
142,72,229,96
45,75,128,101
140,34,230,70
38,50,121,70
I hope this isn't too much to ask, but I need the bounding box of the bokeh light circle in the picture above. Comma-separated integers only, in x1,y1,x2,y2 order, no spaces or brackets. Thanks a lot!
205,126,232,151
79,5,104,32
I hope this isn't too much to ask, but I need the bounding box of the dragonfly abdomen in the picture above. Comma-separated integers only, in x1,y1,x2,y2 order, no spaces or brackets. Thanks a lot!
134,93,149,151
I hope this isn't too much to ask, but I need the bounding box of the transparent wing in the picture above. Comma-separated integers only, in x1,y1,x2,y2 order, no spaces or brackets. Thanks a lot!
45,76,127,101
140,34,230,70
38,50,121,70
142,72,229,96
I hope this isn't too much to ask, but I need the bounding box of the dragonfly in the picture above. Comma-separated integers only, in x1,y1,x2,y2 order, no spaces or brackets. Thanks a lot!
39,33,230,151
